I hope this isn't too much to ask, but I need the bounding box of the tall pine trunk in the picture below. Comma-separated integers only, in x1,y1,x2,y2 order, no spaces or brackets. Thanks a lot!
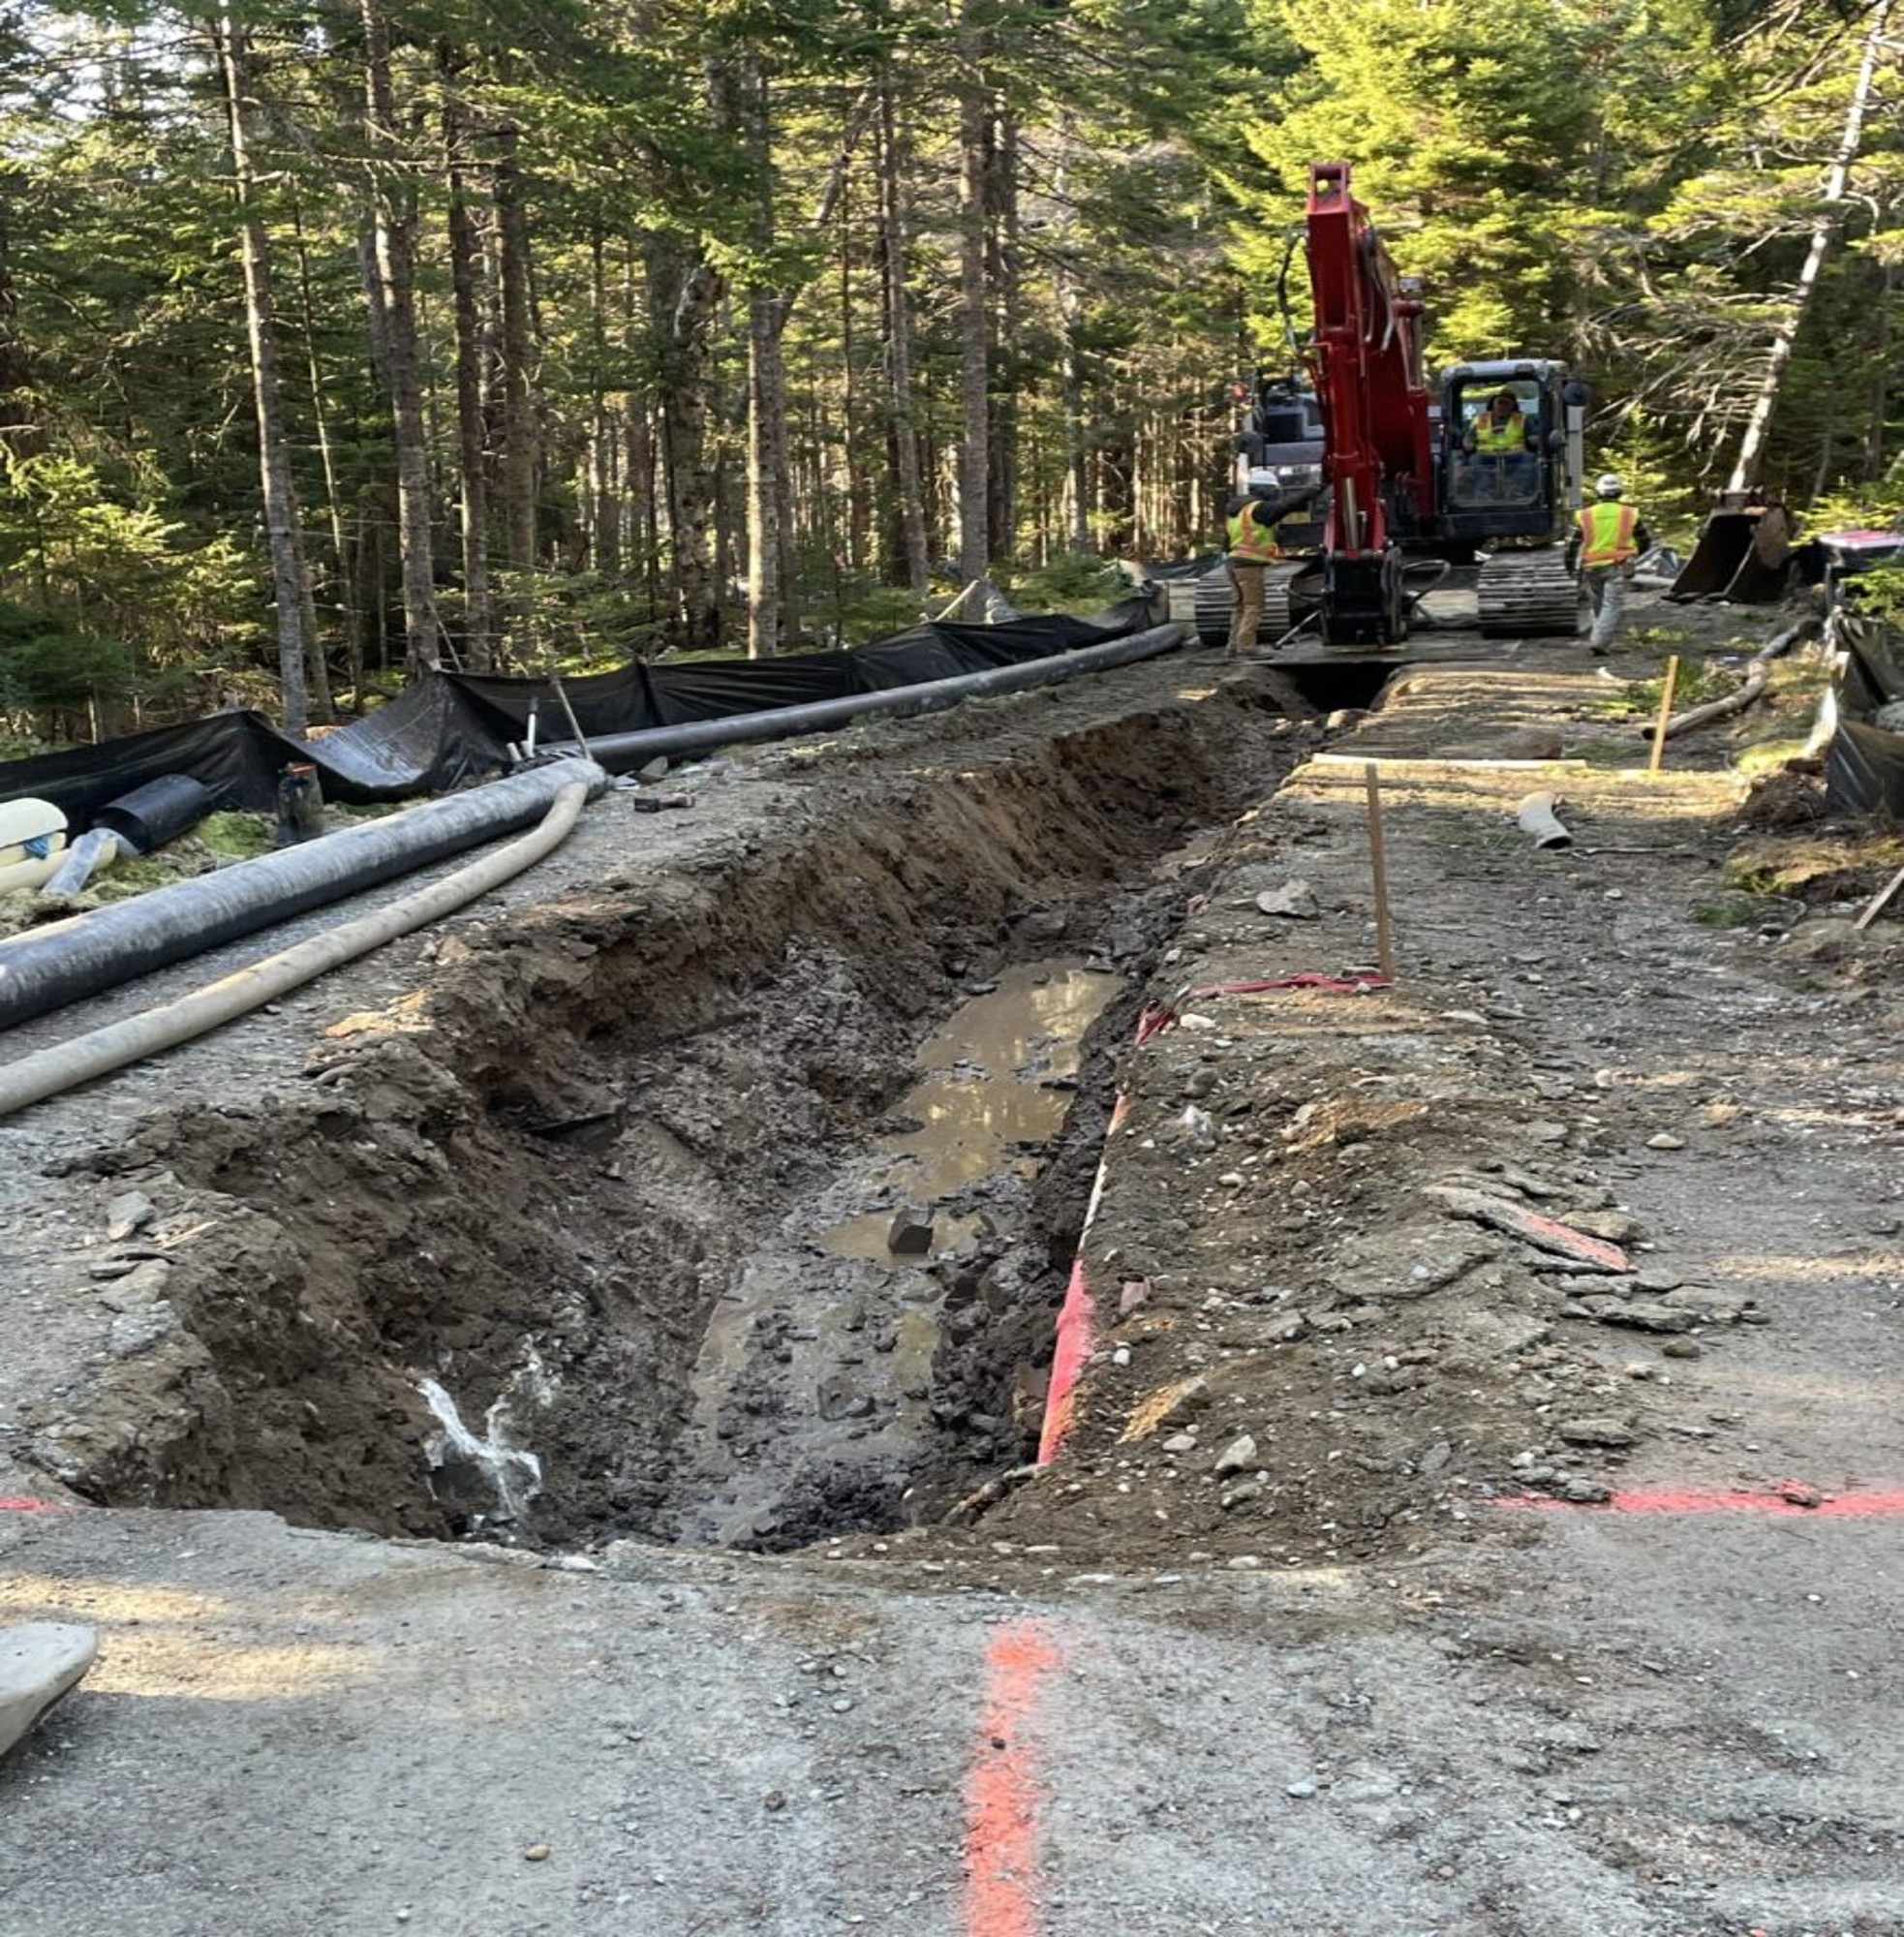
1054,141,1090,554
360,0,439,674
494,120,537,646
441,56,493,671
955,10,991,588
1726,0,1890,492
734,55,788,659
648,237,724,649
287,196,340,717
875,80,929,596
588,229,622,576
212,15,315,732
986,110,1018,567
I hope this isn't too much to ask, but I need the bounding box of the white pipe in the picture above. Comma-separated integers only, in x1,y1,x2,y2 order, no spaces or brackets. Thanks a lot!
0,853,64,895
1517,791,1574,849
0,780,590,1120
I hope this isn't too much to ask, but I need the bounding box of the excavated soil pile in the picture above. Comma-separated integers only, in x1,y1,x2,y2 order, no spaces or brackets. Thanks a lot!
972,742,1776,1569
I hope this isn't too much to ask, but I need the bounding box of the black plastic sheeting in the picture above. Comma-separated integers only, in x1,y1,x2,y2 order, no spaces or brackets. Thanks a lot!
1826,612,1904,818
0,600,1157,829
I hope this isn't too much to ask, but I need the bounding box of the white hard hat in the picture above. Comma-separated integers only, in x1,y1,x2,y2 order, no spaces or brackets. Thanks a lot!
1595,473,1624,498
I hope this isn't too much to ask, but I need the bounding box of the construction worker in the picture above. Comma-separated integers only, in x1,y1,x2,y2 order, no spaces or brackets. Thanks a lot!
1465,390,1533,455
1568,473,1651,654
1224,489,1284,656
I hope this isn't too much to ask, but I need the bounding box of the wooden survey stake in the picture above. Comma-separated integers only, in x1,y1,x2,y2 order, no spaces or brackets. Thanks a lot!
1364,762,1396,982
1648,656,1679,775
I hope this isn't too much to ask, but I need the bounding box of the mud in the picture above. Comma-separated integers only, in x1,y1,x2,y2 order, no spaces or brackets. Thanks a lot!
6,665,1303,1551
660,961,1122,1551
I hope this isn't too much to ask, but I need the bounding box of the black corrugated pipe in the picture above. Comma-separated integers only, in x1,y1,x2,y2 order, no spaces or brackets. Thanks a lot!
0,757,606,1033
93,774,218,854
549,623,1186,774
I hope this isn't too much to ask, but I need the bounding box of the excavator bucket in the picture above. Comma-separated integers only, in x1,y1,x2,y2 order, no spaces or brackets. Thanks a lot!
1667,497,1794,604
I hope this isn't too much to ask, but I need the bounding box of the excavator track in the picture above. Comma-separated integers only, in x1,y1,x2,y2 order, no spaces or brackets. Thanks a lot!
1476,551,1582,638
1191,562,1312,648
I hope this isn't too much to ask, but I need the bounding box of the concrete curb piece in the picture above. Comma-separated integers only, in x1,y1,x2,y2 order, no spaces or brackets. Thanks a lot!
0,1623,98,1759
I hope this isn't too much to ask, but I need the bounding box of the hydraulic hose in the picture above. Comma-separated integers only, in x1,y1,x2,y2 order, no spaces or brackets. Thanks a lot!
0,758,605,1032
549,623,1185,773
0,778,593,1120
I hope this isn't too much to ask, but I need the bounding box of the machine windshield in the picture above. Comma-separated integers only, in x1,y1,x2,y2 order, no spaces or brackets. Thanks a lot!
1450,380,1543,508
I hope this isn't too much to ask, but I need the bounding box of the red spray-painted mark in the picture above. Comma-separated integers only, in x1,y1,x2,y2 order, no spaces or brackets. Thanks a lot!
1036,1091,1130,1464
1136,973,1391,1043
0,1497,63,1512
965,1619,1062,1937
1499,1488,1904,1518
1036,1257,1096,1466
1195,974,1393,998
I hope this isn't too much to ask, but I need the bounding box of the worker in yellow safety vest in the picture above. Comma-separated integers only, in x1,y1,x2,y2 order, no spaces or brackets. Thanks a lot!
1566,473,1652,654
1224,492,1285,658
1465,390,1533,455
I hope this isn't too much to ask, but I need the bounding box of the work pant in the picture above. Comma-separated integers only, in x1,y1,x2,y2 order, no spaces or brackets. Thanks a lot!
1584,564,1628,651
1227,561,1266,656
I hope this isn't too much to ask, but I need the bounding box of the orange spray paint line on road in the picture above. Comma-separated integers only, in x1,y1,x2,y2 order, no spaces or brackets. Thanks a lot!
964,1618,1062,1937
1498,1487,1904,1518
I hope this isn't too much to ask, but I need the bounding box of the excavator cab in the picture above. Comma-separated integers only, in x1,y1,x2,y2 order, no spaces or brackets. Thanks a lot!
1437,361,1583,544
1437,361,1589,634
1233,375,1327,550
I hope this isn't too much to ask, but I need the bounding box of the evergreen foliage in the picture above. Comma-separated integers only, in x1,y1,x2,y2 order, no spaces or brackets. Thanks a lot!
0,0,1897,735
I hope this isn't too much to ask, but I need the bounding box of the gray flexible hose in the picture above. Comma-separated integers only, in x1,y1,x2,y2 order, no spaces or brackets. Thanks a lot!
41,828,134,900
0,780,591,1119
0,758,604,1031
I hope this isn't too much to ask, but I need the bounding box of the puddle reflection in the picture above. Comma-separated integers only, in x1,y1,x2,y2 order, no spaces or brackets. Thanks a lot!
816,963,1120,1260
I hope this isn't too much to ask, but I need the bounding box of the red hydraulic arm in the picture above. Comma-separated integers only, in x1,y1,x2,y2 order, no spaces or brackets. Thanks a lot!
1303,161,1435,561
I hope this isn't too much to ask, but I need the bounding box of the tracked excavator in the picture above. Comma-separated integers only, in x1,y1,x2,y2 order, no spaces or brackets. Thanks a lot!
1200,161,1589,650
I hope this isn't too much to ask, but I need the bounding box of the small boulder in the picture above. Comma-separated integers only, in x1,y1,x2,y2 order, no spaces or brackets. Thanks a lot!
105,1191,155,1243
1557,1417,1637,1449
886,1205,936,1256
1255,879,1321,920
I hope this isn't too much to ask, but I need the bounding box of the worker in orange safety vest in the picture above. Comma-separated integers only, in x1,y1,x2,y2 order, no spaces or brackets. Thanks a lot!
1224,491,1285,657
1566,473,1652,654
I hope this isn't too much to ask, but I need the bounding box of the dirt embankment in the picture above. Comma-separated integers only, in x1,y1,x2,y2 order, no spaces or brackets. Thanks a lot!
962,673,1902,1575
12,668,1305,1545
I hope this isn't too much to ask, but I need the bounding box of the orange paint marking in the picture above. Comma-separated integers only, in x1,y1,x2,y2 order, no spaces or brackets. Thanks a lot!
1035,1258,1095,1466
1498,1488,1904,1518
965,1619,1062,1937
1036,1091,1129,1465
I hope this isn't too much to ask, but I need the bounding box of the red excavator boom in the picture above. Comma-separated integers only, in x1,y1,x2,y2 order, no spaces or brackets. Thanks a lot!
1303,160,1435,560
1194,160,1585,650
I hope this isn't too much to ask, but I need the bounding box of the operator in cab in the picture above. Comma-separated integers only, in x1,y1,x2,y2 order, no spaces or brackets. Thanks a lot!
1464,390,1534,456
1566,473,1651,654
1223,487,1285,657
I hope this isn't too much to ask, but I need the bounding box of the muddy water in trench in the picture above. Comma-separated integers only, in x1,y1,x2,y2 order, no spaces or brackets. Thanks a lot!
665,962,1119,1547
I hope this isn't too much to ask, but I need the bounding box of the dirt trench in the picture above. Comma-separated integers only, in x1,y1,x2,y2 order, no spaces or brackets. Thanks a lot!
31,678,1305,1550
